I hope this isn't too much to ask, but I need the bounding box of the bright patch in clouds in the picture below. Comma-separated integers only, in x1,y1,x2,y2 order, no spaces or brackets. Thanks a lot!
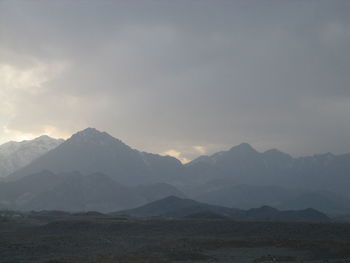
193,146,206,155
2,125,42,142
0,61,67,94
161,149,190,164
0,60,69,143
2,125,65,143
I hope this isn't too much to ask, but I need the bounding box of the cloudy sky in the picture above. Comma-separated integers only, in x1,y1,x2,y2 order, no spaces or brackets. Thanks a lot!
1,0,350,162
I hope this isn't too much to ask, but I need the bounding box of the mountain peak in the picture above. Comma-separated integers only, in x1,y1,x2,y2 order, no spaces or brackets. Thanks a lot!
263,148,292,159
36,135,52,140
264,148,282,154
34,135,64,143
69,128,117,143
76,127,105,136
229,143,257,154
160,195,184,202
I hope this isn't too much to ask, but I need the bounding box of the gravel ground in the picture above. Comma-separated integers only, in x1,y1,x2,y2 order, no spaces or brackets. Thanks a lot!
1,217,350,262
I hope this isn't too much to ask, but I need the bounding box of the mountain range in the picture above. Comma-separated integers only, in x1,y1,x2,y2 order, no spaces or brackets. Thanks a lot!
1,127,350,216
184,143,350,196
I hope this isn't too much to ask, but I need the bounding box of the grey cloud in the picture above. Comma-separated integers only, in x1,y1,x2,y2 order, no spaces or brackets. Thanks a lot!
0,0,350,159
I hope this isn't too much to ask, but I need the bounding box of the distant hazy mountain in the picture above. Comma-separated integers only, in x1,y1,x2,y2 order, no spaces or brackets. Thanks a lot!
185,143,350,197
0,170,64,209
277,191,350,215
10,128,182,185
0,136,63,178
183,144,293,188
113,196,330,222
0,170,186,212
24,172,144,212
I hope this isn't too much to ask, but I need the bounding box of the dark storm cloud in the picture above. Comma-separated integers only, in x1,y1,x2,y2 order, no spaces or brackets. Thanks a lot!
1,0,350,160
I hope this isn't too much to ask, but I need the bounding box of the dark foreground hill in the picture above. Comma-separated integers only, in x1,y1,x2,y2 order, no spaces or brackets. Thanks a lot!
113,196,330,222
191,184,350,215
244,205,330,222
112,196,240,218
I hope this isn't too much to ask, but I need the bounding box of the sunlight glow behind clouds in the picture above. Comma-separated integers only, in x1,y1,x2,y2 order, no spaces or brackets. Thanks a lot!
161,149,190,164
193,146,206,155
0,60,69,143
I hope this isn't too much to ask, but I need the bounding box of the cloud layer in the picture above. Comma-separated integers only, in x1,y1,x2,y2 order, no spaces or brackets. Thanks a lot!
1,0,350,160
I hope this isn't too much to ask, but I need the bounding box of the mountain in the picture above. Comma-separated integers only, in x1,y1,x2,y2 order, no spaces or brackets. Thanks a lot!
112,196,330,222
24,172,144,212
278,191,350,215
9,128,182,185
135,183,186,203
244,206,330,222
9,130,350,197
0,136,64,178
194,184,301,209
5,129,350,214
184,143,350,197
193,184,350,215
112,196,240,218
184,143,292,186
0,170,144,212
0,169,188,212
0,170,64,209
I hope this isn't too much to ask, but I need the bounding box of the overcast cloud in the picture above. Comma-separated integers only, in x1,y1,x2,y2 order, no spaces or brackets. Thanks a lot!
1,0,350,161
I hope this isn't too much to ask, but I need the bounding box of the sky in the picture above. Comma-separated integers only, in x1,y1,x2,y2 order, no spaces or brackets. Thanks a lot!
0,0,350,162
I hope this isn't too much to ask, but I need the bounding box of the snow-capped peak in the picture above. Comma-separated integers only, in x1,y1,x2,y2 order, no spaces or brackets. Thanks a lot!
0,136,64,178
